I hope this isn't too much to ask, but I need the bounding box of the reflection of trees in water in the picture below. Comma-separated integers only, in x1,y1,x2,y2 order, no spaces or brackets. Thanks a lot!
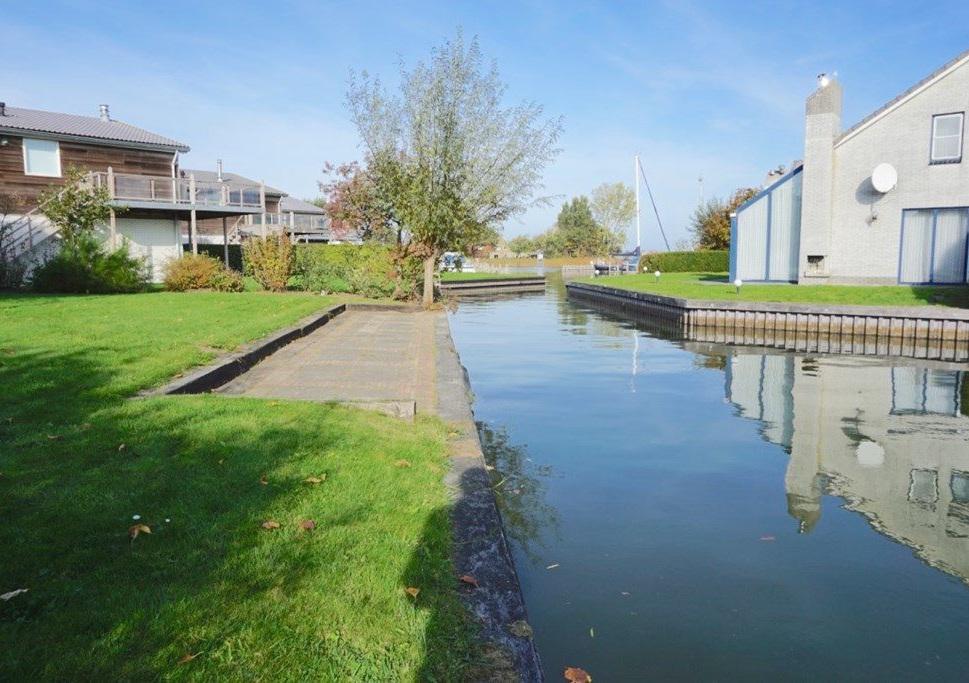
477,422,558,563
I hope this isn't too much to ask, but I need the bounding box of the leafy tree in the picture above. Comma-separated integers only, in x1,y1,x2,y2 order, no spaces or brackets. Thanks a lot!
591,182,635,250
556,196,618,256
689,186,758,250
318,161,397,243
506,235,534,257
346,31,562,306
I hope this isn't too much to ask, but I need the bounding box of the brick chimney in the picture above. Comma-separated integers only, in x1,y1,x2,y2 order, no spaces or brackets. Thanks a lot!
797,75,842,282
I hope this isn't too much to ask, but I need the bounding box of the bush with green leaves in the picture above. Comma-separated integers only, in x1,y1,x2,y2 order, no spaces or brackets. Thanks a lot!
28,167,148,293
243,234,293,292
32,234,148,294
163,253,243,292
290,244,414,299
638,250,729,273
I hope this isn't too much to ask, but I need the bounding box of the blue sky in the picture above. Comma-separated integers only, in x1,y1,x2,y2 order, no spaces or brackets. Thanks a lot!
6,1,969,249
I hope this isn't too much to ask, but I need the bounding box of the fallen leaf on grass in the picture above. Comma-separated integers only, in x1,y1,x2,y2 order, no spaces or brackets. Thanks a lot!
394,460,411,468
177,652,200,664
405,587,420,599
261,521,280,530
0,588,28,601
299,519,316,531
259,474,268,485
46,434,62,441
507,620,533,638
304,475,326,485
564,666,592,682
128,524,151,540
459,574,479,588
118,443,126,451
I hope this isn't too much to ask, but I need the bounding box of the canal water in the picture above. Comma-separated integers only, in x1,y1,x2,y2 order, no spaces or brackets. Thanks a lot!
447,281,969,681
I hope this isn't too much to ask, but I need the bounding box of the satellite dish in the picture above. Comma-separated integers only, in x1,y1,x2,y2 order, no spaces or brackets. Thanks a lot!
871,163,898,193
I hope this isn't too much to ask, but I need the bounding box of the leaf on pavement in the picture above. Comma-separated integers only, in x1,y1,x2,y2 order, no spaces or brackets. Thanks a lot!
128,523,151,540
564,666,592,682
459,574,479,588
0,588,28,601
507,620,533,638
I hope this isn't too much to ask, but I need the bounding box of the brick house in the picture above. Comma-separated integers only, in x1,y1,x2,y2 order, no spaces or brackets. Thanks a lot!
731,48,969,285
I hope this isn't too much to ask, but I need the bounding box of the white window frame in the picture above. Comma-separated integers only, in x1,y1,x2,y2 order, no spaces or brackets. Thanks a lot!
930,112,964,164
22,137,62,177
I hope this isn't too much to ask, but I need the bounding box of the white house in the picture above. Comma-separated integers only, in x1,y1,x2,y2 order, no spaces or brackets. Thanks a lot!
731,48,969,286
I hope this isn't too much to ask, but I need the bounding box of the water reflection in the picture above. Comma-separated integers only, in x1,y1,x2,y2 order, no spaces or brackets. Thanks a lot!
726,352,969,582
478,422,558,562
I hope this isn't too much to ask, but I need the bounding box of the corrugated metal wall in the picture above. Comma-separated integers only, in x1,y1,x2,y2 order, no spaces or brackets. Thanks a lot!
899,207,969,284
733,169,802,282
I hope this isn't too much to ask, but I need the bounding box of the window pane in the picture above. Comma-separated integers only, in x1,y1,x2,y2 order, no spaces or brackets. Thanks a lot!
933,136,961,160
933,208,968,283
899,209,933,283
24,138,60,176
935,114,963,137
909,469,939,504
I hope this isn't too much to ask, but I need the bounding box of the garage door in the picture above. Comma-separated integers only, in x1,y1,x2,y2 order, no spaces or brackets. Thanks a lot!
117,218,180,283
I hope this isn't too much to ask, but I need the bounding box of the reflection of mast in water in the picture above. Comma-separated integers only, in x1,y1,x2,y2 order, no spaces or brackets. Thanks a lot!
630,330,640,393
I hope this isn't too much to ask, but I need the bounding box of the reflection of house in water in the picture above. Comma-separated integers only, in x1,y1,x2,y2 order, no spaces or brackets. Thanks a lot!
726,352,969,582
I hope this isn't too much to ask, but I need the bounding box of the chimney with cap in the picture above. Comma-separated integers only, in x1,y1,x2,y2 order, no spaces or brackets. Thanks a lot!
0,102,6,117
99,104,110,122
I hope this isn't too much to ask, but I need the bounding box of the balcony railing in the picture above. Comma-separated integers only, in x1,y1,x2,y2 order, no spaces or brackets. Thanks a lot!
249,212,328,232
88,169,264,210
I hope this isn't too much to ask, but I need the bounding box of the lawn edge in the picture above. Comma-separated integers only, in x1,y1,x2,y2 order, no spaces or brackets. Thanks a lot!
435,314,545,681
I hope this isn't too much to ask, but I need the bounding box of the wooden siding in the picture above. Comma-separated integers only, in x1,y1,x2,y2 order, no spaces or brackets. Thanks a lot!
0,135,173,210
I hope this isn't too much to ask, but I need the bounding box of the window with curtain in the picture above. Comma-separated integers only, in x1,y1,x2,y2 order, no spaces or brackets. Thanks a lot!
931,113,964,163
22,138,61,177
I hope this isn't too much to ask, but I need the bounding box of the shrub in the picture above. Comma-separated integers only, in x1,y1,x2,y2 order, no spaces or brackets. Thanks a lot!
243,235,293,292
190,244,244,272
208,266,245,292
290,244,413,298
638,250,729,273
163,253,220,291
32,234,149,294
163,253,244,292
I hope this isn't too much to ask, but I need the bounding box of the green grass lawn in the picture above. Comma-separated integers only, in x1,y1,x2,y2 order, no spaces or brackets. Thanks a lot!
579,272,969,308
440,271,541,282
0,291,473,680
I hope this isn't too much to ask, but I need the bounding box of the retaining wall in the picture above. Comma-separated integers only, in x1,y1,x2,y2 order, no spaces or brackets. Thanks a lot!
567,281,969,363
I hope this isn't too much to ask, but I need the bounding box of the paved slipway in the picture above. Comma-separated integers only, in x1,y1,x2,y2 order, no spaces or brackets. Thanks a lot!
218,307,543,681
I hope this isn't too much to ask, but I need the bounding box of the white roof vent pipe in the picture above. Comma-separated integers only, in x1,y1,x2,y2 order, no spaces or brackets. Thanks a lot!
217,158,224,182
99,104,110,121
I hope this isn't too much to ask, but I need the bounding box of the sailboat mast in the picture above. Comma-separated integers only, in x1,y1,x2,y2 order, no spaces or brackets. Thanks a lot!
634,155,641,251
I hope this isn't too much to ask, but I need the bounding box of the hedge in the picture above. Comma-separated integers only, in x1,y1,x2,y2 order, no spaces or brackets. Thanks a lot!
638,250,728,273
185,244,244,273
290,244,421,299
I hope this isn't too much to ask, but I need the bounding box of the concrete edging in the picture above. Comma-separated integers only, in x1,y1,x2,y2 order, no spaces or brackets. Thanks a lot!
440,276,546,293
435,314,544,681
